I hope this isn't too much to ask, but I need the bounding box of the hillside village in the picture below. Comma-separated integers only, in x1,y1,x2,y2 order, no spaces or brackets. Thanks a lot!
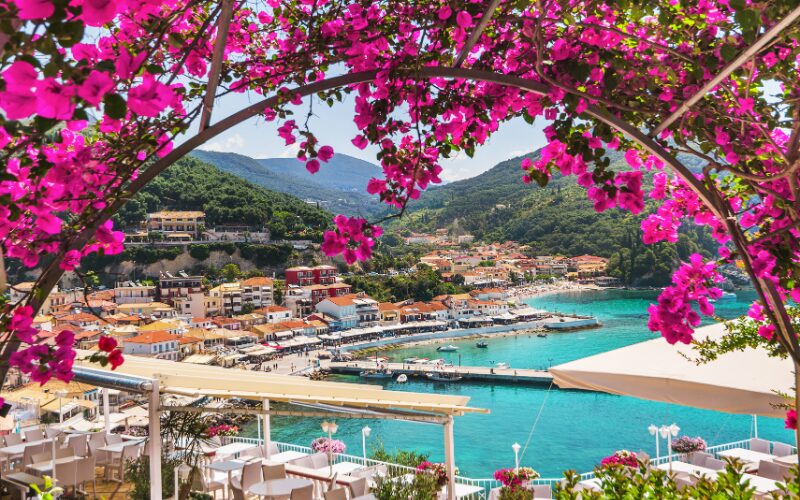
7,236,613,383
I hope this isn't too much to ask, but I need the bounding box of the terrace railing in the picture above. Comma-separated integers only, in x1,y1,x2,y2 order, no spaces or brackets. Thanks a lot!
222,436,797,497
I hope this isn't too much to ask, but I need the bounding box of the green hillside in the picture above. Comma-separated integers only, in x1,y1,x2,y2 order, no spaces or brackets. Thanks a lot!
394,150,716,286
192,150,384,218
116,156,331,241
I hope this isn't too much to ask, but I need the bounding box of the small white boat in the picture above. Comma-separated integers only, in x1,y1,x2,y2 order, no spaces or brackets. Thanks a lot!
396,374,408,383
718,292,737,301
403,357,419,363
437,344,459,352
494,362,510,369
426,372,463,382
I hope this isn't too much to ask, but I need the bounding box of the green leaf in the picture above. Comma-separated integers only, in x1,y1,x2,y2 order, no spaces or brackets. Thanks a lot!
103,93,127,120
720,45,737,62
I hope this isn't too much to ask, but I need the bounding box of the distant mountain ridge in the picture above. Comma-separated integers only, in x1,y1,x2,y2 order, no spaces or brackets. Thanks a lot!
192,150,384,217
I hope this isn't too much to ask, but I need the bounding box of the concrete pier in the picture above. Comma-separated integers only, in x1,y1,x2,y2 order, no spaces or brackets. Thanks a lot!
325,360,553,386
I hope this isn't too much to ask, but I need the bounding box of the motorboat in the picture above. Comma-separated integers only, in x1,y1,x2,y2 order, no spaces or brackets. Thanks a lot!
403,357,419,363
426,372,463,382
537,333,548,338
494,362,510,369
476,341,488,348
437,344,459,352
719,292,737,301
359,369,394,379
396,374,408,383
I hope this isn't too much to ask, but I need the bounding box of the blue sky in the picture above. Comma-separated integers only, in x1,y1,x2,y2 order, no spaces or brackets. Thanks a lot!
197,91,550,182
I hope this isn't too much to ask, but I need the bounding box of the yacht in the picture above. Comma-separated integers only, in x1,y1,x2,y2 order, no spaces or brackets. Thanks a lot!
476,341,488,348
426,372,463,382
437,345,459,352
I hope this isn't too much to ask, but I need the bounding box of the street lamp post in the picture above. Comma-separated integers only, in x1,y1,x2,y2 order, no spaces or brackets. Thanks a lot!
321,421,338,477
648,424,660,459
659,423,680,469
512,442,521,471
361,426,371,461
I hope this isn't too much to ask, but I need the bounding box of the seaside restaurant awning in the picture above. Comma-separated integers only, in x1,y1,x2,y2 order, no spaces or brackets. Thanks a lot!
71,351,486,499
550,323,793,418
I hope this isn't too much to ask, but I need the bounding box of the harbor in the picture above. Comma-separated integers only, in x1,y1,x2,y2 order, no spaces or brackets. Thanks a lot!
324,360,554,386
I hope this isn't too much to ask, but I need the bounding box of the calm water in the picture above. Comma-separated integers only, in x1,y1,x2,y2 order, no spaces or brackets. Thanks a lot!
247,289,794,478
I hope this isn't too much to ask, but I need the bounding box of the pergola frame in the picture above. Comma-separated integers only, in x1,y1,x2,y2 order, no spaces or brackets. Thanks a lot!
71,361,474,499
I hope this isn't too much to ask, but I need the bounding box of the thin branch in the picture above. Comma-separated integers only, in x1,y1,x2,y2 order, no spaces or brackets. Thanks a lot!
199,0,235,132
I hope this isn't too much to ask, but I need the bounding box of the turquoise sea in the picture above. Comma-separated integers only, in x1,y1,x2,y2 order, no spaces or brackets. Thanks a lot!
247,289,795,479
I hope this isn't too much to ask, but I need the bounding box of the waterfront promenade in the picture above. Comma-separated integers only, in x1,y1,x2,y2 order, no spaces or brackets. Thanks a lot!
325,360,554,386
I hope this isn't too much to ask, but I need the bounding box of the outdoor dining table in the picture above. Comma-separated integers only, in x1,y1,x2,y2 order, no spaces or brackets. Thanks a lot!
212,442,257,459
27,455,78,475
0,438,54,472
718,448,776,471
249,477,314,499
314,461,364,475
656,461,717,477
773,454,798,466
97,438,145,454
657,461,780,494
207,459,248,500
267,450,308,464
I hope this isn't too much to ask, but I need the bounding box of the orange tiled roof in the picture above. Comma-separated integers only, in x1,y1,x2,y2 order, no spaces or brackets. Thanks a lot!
240,277,275,286
124,331,179,344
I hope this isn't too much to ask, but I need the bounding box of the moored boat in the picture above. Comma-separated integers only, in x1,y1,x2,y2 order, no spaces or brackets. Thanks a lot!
437,344,459,352
426,372,463,382
476,341,488,348
396,374,408,383
494,362,510,369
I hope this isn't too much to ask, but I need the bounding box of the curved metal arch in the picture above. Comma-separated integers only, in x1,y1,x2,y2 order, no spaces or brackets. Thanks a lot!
137,67,722,222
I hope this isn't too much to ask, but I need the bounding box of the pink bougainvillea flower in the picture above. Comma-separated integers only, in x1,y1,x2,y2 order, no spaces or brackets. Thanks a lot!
318,145,334,162
305,159,320,174
78,71,114,106
108,349,124,369
98,335,117,352
79,0,118,26
36,78,75,120
786,409,797,430
128,76,174,117
12,0,54,19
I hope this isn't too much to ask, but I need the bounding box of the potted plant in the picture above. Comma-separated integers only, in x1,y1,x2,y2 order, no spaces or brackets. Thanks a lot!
671,435,707,461
415,461,456,488
205,424,240,438
600,450,639,468
494,467,540,498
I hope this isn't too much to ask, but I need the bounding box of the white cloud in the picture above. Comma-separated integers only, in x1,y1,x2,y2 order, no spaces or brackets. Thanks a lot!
277,143,301,159
201,133,245,153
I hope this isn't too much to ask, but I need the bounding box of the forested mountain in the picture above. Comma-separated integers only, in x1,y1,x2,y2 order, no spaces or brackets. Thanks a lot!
192,150,384,217
394,149,715,286
116,156,331,241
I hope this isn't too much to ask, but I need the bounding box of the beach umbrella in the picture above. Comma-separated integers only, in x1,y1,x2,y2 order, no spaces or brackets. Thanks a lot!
550,323,792,418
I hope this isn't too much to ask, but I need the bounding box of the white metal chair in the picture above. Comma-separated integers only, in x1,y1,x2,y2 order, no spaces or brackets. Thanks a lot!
69,433,89,457
54,459,78,492
3,433,23,447
105,442,140,482
230,483,246,500
750,438,771,454
689,452,712,466
45,427,62,440
704,457,726,470
350,477,368,497
759,460,792,481
290,484,314,500
104,433,123,445
24,428,44,442
532,484,552,499
262,463,286,480
309,452,329,469
324,488,347,500
772,442,794,457
231,460,262,492
76,455,97,496
198,467,226,499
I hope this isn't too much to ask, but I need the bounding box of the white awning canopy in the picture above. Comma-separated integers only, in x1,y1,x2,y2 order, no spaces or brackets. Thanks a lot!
550,323,793,418
74,352,485,417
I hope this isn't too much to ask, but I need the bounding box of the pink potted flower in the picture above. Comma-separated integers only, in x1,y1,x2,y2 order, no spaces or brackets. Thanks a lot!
493,467,540,491
311,437,346,454
600,450,639,468
416,461,457,487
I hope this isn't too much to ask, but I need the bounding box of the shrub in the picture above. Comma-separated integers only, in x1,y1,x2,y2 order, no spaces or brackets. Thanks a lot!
189,244,211,261
125,454,180,500
372,472,439,500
